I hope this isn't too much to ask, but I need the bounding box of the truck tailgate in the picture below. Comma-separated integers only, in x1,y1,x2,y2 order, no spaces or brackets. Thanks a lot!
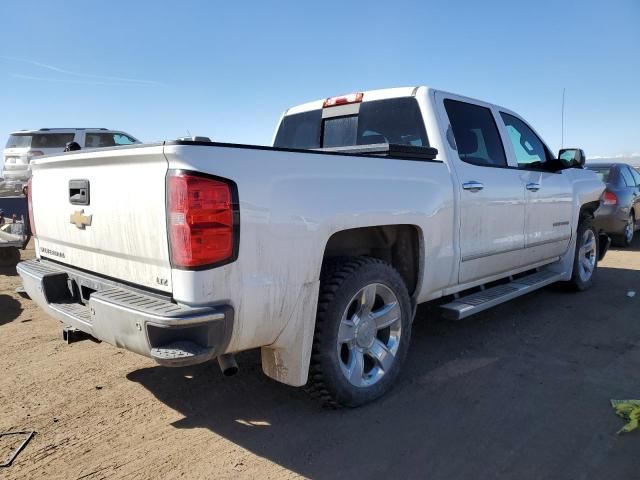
31,145,172,293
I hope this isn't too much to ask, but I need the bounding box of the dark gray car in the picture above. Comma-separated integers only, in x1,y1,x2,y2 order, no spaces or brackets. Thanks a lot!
588,163,640,247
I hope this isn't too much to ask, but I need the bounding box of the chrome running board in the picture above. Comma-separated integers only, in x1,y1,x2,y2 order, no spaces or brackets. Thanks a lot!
440,269,563,320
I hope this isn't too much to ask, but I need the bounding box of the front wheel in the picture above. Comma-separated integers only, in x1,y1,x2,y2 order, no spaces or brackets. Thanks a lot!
568,217,598,291
306,257,412,408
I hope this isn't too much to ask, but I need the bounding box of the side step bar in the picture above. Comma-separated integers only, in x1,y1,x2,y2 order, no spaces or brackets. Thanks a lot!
440,269,563,320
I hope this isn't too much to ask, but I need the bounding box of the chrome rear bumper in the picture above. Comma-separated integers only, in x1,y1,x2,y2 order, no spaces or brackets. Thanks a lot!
17,259,233,367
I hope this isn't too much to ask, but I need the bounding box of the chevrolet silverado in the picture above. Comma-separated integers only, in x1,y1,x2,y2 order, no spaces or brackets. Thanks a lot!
18,87,608,407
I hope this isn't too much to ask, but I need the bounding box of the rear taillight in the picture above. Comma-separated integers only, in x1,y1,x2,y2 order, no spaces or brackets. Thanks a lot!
167,171,237,269
27,150,44,160
323,92,364,108
27,177,36,235
602,190,618,206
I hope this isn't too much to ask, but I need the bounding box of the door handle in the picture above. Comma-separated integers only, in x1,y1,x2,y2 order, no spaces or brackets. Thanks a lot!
69,179,90,205
462,181,484,192
526,182,541,192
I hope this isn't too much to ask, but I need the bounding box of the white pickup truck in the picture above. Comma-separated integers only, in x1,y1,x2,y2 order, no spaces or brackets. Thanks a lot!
18,87,608,407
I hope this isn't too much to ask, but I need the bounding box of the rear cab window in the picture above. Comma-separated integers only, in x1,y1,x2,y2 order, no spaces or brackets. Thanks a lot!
274,97,429,149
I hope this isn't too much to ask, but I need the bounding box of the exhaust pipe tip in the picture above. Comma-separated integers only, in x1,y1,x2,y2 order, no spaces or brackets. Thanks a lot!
217,353,239,377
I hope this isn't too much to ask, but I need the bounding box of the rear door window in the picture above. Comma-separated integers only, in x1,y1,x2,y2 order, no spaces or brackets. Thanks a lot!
620,167,636,187
444,99,507,167
31,133,75,148
630,168,640,186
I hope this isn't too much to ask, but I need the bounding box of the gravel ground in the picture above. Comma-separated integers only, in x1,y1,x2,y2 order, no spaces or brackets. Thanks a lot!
1,239,639,479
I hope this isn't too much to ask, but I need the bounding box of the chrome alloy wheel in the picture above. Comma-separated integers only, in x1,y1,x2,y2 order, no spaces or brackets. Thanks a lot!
624,214,634,244
578,229,597,282
337,283,402,387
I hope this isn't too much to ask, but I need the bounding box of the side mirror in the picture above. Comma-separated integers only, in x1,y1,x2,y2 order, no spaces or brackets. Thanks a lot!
558,148,586,168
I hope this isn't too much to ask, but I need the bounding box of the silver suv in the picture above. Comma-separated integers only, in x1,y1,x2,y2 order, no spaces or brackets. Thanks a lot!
2,128,140,185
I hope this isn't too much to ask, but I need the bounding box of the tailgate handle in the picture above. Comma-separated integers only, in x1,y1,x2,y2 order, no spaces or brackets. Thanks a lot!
69,179,90,205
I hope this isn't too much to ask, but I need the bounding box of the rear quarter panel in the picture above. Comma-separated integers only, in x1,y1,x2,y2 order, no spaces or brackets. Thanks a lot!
163,144,456,355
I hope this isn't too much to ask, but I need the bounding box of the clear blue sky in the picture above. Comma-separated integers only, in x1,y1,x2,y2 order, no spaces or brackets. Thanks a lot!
1,0,638,158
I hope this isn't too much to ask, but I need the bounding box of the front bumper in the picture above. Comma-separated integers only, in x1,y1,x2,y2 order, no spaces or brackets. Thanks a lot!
17,259,233,367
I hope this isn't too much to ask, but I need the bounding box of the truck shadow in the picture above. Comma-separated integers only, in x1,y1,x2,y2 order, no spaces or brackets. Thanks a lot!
127,265,640,479
0,263,19,277
608,235,640,253
0,294,23,325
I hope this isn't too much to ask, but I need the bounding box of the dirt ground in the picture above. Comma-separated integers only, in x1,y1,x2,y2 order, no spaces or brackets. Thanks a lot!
1,240,639,479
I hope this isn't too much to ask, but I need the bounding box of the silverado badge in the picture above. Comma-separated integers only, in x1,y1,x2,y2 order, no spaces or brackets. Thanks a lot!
70,210,92,229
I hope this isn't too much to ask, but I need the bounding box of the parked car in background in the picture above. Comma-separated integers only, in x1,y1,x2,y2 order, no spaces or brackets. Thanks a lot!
587,163,640,247
2,128,140,186
0,183,29,266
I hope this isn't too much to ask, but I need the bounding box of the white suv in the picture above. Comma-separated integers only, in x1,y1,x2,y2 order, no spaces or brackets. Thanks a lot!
2,128,140,185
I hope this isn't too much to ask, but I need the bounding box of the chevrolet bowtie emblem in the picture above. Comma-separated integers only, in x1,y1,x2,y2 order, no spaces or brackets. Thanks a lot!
70,210,92,229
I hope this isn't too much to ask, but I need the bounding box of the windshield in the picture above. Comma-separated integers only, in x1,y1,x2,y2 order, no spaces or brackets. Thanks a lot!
5,133,76,149
274,97,429,149
587,166,612,183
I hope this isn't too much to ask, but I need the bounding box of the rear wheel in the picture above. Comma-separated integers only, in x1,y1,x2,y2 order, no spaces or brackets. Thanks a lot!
306,257,412,408
614,212,635,248
568,217,598,291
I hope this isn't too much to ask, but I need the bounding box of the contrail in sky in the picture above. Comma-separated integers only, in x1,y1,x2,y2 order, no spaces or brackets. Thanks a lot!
1,56,161,86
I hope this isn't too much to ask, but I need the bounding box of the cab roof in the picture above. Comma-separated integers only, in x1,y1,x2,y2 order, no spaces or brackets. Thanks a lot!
282,85,517,117
285,86,424,115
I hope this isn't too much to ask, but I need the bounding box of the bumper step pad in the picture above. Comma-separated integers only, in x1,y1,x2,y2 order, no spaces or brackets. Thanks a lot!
150,341,212,366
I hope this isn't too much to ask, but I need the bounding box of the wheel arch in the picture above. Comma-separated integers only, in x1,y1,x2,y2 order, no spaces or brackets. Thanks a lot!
261,224,424,388
321,224,424,300
579,200,600,220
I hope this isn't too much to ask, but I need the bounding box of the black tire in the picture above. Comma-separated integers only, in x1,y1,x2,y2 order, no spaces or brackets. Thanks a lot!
0,247,20,267
567,216,598,291
306,256,412,408
612,212,635,248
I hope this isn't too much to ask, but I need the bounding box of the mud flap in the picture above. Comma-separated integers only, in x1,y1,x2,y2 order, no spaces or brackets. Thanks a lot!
261,280,320,387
